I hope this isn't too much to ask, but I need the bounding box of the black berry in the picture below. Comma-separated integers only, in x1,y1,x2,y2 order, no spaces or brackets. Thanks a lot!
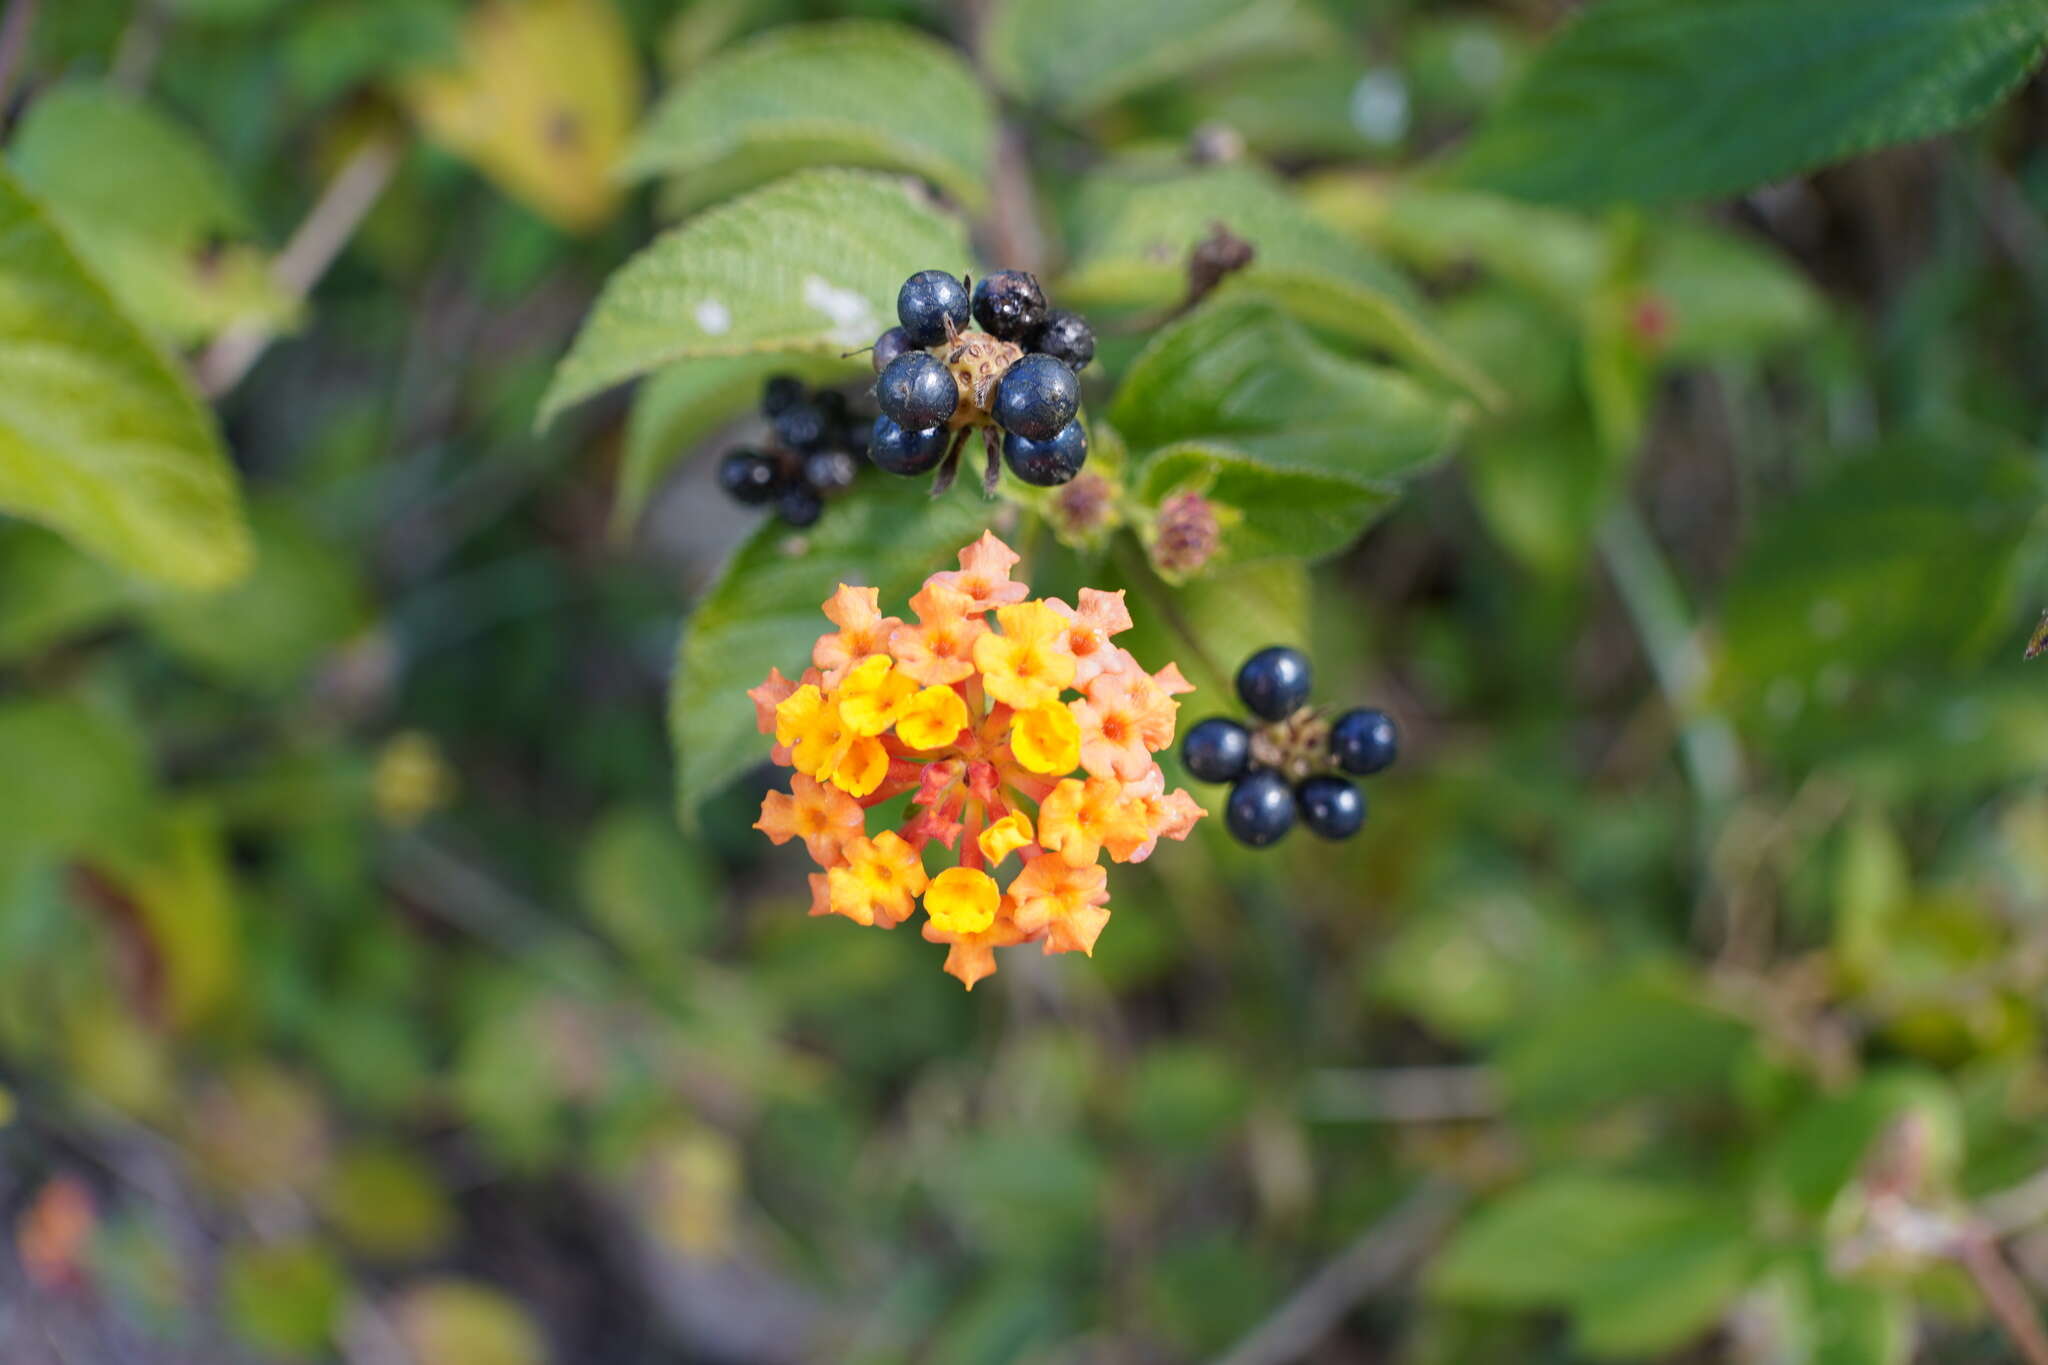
1330,708,1398,776
1296,776,1365,840
1001,421,1087,487
971,269,1047,341
1237,646,1311,721
876,351,959,431
869,416,951,475
803,449,859,493
872,326,912,375
897,269,969,348
1226,770,1295,847
718,449,780,505
774,402,829,452
1033,308,1095,372
761,374,804,417
777,485,823,528
1181,717,1250,784
992,353,1080,442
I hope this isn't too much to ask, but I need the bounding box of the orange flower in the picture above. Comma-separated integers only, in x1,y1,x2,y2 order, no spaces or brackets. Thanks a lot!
825,831,927,927
813,585,903,683
1007,854,1111,955
922,911,1027,990
755,774,865,867
928,530,1029,612
1073,664,1187,781
973,601,1076,710
1038,776,1148,868
890,584,988,686
1046,589,1136,685
1107,768,1207,863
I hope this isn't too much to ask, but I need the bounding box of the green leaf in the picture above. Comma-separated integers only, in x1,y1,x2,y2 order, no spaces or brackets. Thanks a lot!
1113,297,1469,479
1062,163,1497,402
982,0,1333,117
9,82,295,343
1134,442,1398,570
616,352,849,534
1759,1072,1962,1218
540,169,969,426
1498,968,1753,1117
0,527,130,662
0,696,150,869
0,166,252,588
222,1240,346,1358
1649,224,1826,359
625,21,995,217
577,806,720,959
1449,0,2048,205
1571,1215,1753,1358
670,480,995,818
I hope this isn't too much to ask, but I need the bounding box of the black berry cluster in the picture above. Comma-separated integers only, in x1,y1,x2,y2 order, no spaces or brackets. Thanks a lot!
868,268,1097,496
1180,646,1399,848
716,375,868,528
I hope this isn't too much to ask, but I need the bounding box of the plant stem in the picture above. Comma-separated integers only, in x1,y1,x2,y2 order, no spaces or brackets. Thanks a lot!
1111,535,1229,696
1958,1227,2048,1365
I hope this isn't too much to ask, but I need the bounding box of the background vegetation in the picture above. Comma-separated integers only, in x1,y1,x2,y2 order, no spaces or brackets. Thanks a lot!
4,0,2048,1361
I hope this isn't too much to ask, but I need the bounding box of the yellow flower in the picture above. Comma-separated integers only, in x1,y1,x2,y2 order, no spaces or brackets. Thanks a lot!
972,601,1075,710
824,832,927,927
921,911,1026,990
835,655,917,736
977,811,1034,866
1009,700,1080,775
924,866,999,936
826,735,888,798
775,685,842,774
896,684,969,750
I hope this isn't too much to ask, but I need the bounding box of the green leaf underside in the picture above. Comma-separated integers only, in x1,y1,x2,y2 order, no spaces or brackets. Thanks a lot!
1450,0,2048,205
539,169,970,428
1061,164,1496,402
625,21,995,215
670,480,997,820
983,0,1334,117
615,352,853,535
0,167,251,589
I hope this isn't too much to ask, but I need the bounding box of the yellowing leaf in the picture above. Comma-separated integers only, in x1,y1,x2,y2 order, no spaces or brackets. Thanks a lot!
394,1280,547,1365
402,0,640,233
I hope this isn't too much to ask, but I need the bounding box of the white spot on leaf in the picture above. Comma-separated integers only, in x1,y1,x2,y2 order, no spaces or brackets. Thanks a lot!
803,275,879,347
695,299,732,335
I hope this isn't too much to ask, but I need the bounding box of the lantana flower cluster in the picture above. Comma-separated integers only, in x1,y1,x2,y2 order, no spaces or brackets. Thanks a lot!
750,532,1206,989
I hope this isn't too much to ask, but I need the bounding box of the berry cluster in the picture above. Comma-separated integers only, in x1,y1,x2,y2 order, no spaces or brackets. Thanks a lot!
1180,646,1399,848
868,269,1097,496
716,375,868,528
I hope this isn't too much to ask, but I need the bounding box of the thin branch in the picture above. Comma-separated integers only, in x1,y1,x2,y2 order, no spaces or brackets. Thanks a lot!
1304,1067,1501,1124
196,136,401,398
1210,1182,1463,1365
0,0,39,113
1958,1227,2048,1365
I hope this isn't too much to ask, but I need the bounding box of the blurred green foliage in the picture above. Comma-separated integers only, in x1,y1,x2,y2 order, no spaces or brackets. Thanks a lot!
3,0,2048,1362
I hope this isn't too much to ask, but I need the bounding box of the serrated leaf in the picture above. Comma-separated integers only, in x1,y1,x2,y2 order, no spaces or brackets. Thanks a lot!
0,167,251,589
1449,0,2048,205
1113,297,1467,480
670,480,995,819
1134,442,1397,570
1062,163,1495,402
982,0,1332,117
401,0,640,233
541,169,969,426
615,352,849,534
626,21,994,217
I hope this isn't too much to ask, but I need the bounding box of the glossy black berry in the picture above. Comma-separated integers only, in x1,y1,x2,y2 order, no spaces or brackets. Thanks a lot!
774,402,829,452
1181,717,1251,784
971,269,1047,341
761,374,804,417
1002,421,1087,487
803,449,859,493
872,326,912,375
777,485,823,528
1226,770,1295,847
1296,776,1365,840
992,353,1080,442
1330,708,1398,776
718,449,779,505
1033,308,1095,372
876,351,959,431
1237,646,1312,721
897,269,969,348
869,416,951,475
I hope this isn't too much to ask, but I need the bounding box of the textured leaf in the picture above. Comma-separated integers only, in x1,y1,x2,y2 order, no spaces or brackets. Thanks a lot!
670,480,995,819
1134,442,1399,570
401,0,641,233
983,0,1332,117
1450,0,2048,205
1113,297,1468,480
0,167,251,588
615,352,850,534
1062,163,1494,401
626,21,994,216
541,169,968,426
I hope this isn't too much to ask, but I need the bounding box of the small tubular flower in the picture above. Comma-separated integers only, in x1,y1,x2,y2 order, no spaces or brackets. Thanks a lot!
748,533,1205,987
